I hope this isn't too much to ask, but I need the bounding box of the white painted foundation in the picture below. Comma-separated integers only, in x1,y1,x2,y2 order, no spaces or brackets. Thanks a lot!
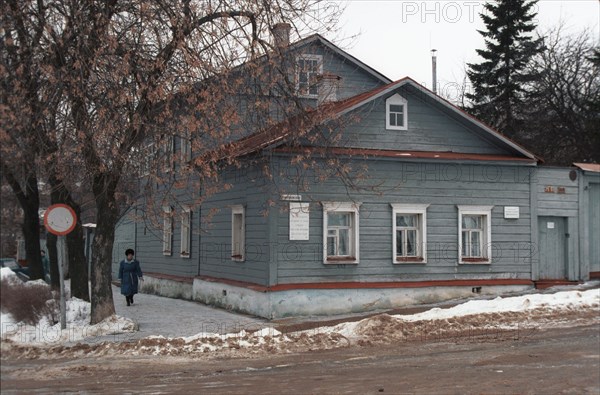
138,275,533,319
141,275,194,300
192,278,532,319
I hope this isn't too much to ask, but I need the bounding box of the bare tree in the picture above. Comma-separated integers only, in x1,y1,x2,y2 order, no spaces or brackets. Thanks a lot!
1,1,48,280
1,2,90,298
3,0,344,323
521,27,600,164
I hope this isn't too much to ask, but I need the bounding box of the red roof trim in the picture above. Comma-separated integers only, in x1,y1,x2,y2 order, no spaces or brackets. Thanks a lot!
273,146,537,163
573,163,600,173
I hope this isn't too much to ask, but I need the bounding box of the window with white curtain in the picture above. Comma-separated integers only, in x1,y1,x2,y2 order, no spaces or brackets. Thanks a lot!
180,206,191,258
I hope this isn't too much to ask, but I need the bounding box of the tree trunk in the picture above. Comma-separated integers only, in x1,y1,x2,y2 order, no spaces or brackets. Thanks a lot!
22,200,43,280
89,173,119,324
46,232,60,289
67,217,90,301
1,165,44,279
4,170,44,280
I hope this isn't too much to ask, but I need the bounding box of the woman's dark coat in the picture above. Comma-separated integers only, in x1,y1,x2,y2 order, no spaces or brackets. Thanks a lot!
118,259,143,296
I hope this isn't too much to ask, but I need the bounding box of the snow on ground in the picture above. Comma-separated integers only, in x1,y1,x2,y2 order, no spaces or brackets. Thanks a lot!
1,267,18,281
1,309,136,345
1,277,136,345
2,285,598,359
326,287,600,340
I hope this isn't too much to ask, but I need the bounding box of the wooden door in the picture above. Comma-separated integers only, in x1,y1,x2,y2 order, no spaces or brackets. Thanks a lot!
538,217,567,280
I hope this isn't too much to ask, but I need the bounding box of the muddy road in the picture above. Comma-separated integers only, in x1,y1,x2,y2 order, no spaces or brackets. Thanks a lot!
2,324,599,394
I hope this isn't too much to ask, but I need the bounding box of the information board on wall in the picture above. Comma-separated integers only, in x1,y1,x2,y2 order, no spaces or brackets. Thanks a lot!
289,202,310,240
504,206,520,219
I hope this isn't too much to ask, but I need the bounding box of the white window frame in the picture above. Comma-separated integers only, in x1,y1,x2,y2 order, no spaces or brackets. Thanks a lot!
457,205,493,264
162,206,173,256
231,205,245,262
180,206,192,258
161,135,175,172
386,94,408,130
391,204,429,264
180,135,192,163
322,202,361,264
141,141,156,176
296,54,323,98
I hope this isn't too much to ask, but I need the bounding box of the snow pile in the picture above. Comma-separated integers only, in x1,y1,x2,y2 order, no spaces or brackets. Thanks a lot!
321,288,600,342
53,324,349,359
1,268,21,335
1,296,137,345
398,288,600,322
1,267,18,281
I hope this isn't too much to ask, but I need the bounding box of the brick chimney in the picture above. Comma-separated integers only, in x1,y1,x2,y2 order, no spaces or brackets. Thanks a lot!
318,73,341,104
272,23,291,48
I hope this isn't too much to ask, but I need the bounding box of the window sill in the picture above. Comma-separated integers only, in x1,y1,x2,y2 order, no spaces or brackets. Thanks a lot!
386,126,408,131
460,257,490,264
325,257,358,265
394,257,425,264
231,255,245,262
163,251,172,256
180,253,190,259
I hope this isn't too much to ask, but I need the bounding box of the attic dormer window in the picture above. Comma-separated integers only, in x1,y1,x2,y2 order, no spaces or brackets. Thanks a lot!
386,94,408,130
296,54,323,98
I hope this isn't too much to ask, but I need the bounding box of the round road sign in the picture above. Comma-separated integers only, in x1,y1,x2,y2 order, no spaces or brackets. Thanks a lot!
44,204,77,236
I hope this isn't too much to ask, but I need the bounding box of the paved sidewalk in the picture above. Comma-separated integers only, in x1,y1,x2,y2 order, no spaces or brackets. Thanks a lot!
82,281,598,344
109,286,266,341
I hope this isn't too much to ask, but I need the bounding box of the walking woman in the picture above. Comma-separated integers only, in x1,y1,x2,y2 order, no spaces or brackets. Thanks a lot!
118,249,143,306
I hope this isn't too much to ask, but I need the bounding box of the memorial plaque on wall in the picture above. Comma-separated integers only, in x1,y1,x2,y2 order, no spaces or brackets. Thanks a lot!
289,202,310,240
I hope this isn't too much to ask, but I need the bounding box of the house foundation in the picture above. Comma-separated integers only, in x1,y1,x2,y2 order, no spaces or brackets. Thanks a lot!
191,277,533,319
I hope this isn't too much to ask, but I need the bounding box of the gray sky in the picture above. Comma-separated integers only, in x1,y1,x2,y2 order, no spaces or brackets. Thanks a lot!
334,0,599,102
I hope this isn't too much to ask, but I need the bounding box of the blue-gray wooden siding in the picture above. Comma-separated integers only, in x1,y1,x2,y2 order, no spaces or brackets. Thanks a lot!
536,168,579,217
581,171,600,275
588,182,600,273
325,85,514,155
133,180,199,278
535,167,580,280
270,155,534,284
111,212,137,279
197,164,273,285
293,42,385,101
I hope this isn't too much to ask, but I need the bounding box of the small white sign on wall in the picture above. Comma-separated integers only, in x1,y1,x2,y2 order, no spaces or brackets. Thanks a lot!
547,222,555,229
504,206,520,219
281,194,302,201
289,202,310,240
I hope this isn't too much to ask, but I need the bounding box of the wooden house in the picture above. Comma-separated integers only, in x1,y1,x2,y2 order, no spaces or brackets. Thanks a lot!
112,30,599,318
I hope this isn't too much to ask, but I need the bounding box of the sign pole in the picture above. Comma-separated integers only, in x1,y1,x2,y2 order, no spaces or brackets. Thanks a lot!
43,204,77,331
58,235,67,330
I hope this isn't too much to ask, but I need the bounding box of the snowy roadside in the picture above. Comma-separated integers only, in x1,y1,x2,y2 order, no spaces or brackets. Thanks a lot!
1,268,137,346
2,265,598,359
